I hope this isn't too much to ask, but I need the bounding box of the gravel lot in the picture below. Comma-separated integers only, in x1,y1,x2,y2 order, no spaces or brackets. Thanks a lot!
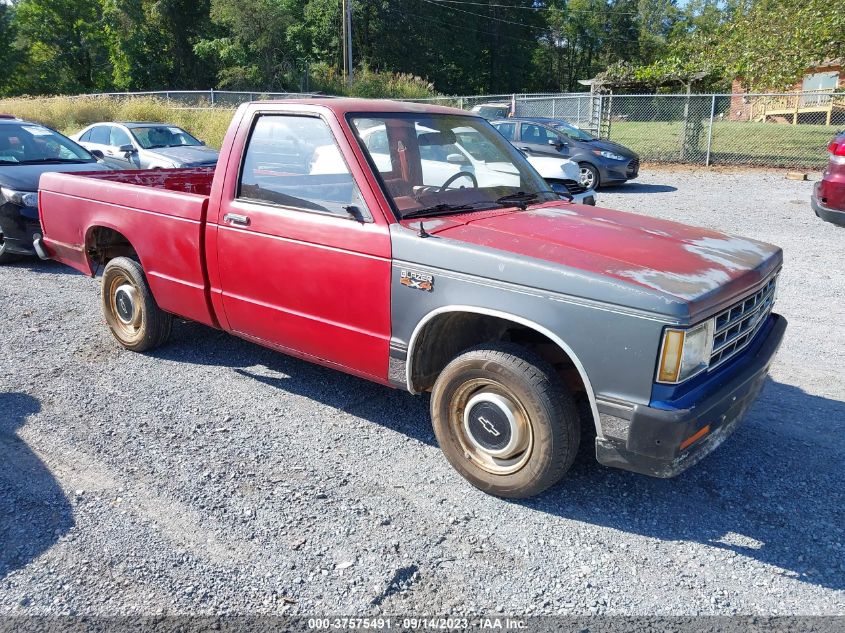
1,167,844,617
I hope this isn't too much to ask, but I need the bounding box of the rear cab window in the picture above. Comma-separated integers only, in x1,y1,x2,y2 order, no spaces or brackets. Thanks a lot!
238,114,369,219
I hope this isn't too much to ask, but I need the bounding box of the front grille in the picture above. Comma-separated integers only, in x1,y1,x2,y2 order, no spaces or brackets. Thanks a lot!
561,180,589,195
709,274,778,368
626,158,640,178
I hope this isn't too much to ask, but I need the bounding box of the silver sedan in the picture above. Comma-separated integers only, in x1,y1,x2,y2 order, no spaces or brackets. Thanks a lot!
72,122,219,169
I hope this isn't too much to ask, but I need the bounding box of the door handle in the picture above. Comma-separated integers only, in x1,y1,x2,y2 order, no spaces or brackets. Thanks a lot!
224,213,251,227
517,146,531,152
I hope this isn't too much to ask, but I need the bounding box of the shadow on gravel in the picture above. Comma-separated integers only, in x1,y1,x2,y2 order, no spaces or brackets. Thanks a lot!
522,378,845,591
7,258,81,276
151,320,436,447
601,183,678,194
0,392,74,580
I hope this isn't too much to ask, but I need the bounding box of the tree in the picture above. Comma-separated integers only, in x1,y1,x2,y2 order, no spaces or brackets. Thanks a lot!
717,0,844,90
12,0,110,94
0,3,24,95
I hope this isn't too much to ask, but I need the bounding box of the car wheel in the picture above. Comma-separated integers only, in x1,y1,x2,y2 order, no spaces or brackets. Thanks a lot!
431,343,580,498
578,163,600,189
101,256,172,352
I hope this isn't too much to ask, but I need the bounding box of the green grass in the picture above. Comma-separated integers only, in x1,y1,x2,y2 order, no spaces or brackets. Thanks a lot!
1,96,837,169
609,120,837,169
0,96,235,148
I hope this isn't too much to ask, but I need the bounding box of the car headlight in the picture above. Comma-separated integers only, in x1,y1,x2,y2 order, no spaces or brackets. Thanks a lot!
656,319,715,384
1,187,38,208
593,150,626,161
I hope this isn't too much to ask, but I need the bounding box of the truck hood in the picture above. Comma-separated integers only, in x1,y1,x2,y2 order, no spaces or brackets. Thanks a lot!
410,203,781,321
146,145,220,166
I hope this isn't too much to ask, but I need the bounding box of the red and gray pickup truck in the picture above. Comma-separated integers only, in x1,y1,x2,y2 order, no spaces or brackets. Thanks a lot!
35,99,786,498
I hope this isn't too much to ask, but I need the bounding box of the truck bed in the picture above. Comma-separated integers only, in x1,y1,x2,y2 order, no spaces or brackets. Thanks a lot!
39,168,217,327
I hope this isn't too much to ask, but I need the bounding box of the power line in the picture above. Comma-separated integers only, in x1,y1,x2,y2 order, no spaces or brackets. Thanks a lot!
420,0,550,31
418,0,645,44
426,0,639,16
384,5,545,46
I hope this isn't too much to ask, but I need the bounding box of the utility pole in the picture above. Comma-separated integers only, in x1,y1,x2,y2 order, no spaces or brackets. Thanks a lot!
343,0,353,83
341,0,348,82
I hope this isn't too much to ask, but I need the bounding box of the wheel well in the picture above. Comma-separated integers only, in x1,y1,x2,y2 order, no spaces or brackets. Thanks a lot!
410,312,590,403
86,227,138,269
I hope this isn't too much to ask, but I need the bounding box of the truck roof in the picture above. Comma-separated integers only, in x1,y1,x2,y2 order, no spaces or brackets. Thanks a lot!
240,98,470,117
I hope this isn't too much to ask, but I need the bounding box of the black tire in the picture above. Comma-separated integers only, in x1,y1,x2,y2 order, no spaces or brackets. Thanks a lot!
430,343,580,498
578,162,600,189
0,236,21,264
101,256,172,352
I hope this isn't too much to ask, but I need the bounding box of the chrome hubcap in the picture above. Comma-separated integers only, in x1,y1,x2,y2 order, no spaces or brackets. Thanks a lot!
463,393,527,459
114,284,137,324
451,380,534,476
579,167,595,188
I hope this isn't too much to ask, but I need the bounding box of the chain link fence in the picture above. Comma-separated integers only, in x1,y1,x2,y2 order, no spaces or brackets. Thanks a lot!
81,90,320,107
82,89,844,170
410,91,845,170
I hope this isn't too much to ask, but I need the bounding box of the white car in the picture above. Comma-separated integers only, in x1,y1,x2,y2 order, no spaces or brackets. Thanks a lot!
312,124,596,205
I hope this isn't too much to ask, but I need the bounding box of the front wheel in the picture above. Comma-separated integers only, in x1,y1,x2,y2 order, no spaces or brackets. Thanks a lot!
101,256,172,352
578,163,600,189
430,343,580,498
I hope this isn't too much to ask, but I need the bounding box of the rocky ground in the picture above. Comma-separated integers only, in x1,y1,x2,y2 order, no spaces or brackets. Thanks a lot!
1,167,843,618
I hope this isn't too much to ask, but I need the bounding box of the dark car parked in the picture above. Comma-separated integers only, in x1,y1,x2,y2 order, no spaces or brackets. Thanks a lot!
0,116,116,263
811,130,845,227
492,117,639,189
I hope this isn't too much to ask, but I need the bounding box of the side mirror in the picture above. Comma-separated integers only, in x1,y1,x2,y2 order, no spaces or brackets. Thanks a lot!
446,153,470,165
548,138,567,150
90,149,104,160
200,140,207,146
119,144,137,154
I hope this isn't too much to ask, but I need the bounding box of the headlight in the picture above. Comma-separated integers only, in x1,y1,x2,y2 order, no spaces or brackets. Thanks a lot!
593,150,626,161
0,187,38,208
656,319,715,384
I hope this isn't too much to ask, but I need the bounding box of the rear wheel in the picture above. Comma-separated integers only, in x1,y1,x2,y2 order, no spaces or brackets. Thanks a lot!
431,343,580,498
101,256,171,351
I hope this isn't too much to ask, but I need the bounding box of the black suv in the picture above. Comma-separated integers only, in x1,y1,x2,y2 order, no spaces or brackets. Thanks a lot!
0,116,115,263
492,117,639,189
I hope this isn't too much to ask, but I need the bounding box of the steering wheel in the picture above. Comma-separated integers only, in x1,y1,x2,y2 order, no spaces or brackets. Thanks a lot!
439,171,478,191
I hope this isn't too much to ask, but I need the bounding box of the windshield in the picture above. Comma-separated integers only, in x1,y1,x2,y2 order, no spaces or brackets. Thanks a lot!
129,125,203,149
350,114,554,218
0,123,95,164
549,121,595,142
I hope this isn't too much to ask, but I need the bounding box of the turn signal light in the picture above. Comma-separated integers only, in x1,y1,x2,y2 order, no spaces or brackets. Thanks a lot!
657,329,685,383
680,425,711,451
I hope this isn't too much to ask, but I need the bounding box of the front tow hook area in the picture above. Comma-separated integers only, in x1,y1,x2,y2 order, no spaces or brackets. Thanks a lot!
33,234,50,260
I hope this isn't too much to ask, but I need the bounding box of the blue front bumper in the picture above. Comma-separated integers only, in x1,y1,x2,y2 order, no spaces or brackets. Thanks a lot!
595,313,787,477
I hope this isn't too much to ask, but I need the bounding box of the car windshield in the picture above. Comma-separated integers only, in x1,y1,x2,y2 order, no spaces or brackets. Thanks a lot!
0,123,95,164
129,125,203,149
549,121,595,142
350,113,554,218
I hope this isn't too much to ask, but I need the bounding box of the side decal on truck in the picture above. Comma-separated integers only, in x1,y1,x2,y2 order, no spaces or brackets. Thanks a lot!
400,269,434,292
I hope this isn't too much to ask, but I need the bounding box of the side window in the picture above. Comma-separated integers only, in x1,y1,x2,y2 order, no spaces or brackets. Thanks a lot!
494,122,516,140
238,114,368,218
89,126,111,145
359,124,394,173
522,124,559,145
110,127,132,147
79,129,92,142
